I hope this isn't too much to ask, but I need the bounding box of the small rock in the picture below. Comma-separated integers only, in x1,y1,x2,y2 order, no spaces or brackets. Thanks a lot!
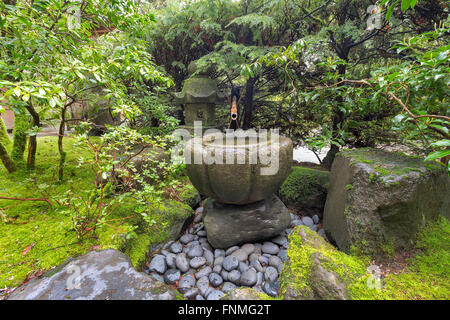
180,234,194,244
263,280,279,297
163,269,181,285
302,216,314,227
165,253,177,269
220,270,229,281
239,262,249,273
195,266,212,279
196,295,205,300
231,249,248,262
318,228,327,239
225,246,240,256
194,213,203,223
196,276,210,296
160,250,171,256
184,288,200,299
290,213,297,220
197,230,207,237
223,255,239,271
291,220,303,227
149,255,167,274
207,290,225,300
249,253,260,262
256,272,263,286
271,235,288,247
175,253,190,273
222,282,237,293
196,207,204,214
250,260,264,273
309,224,318,232
162,241,174,250
203,249,214,265
258,255,269,266
178,274,196,293
187,245,204,258
208,272,223,287
312,214,320,224
213,265,222,274
241,243,255,254
265,266,278,282
262,242,279,255
201,242,213,252
190,256,207,269
285,228,293,236
170,242,183,254
228,270,241,284
240,269,257,286
199,237,208,244
214,256,224,266
278,249,287,262
149,272,164,283
214,249,225,258
268,256,282,270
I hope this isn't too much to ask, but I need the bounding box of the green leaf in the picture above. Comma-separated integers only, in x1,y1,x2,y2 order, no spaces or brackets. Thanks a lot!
401,0,412,12
430,140,450,148
425,150,450,161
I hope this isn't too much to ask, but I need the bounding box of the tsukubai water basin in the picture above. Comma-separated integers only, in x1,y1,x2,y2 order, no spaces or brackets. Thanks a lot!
185,130,293,204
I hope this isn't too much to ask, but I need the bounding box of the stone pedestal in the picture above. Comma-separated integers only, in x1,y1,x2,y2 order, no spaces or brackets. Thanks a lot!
203,194,291,249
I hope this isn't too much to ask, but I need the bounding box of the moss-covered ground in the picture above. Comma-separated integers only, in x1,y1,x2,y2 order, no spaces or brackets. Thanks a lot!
282,218,449,300
0,136,194,290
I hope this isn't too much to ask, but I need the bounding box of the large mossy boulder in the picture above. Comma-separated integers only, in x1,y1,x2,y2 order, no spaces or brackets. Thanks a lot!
323,148,450,255
281,226,370,300
8,249,178,300
279,166,330,214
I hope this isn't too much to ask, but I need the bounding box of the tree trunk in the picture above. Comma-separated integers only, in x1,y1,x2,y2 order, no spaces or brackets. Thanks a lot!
25,103,40,169
323,46,348,168
242,76,256,130
58,106,67,181
0,118,10,148
0,141,15,173
11,113,29,165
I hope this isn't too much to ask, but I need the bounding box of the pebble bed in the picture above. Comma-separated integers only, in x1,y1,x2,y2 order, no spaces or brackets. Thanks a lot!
145,206,327,300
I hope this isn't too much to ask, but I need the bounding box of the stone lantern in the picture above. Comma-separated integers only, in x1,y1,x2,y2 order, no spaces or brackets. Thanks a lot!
174,61,219,134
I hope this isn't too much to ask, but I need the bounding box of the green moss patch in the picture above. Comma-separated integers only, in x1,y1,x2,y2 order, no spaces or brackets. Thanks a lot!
340,148,445,182
281,218,450,300
0,136,192,288
279,166,330,212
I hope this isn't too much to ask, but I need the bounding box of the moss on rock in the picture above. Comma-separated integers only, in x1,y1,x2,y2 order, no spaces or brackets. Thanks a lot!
281,218,450,300
281,226,370,300
179,180,201,208
279,166,330,213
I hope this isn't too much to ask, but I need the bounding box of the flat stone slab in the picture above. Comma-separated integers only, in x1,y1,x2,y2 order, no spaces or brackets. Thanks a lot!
8,249,178,300
203,194,291,248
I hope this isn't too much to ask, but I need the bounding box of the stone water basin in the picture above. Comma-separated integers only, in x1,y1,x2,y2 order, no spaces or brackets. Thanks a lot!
185,130,293,204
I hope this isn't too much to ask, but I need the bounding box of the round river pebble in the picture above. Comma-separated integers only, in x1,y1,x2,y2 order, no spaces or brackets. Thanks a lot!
145,207,326,300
